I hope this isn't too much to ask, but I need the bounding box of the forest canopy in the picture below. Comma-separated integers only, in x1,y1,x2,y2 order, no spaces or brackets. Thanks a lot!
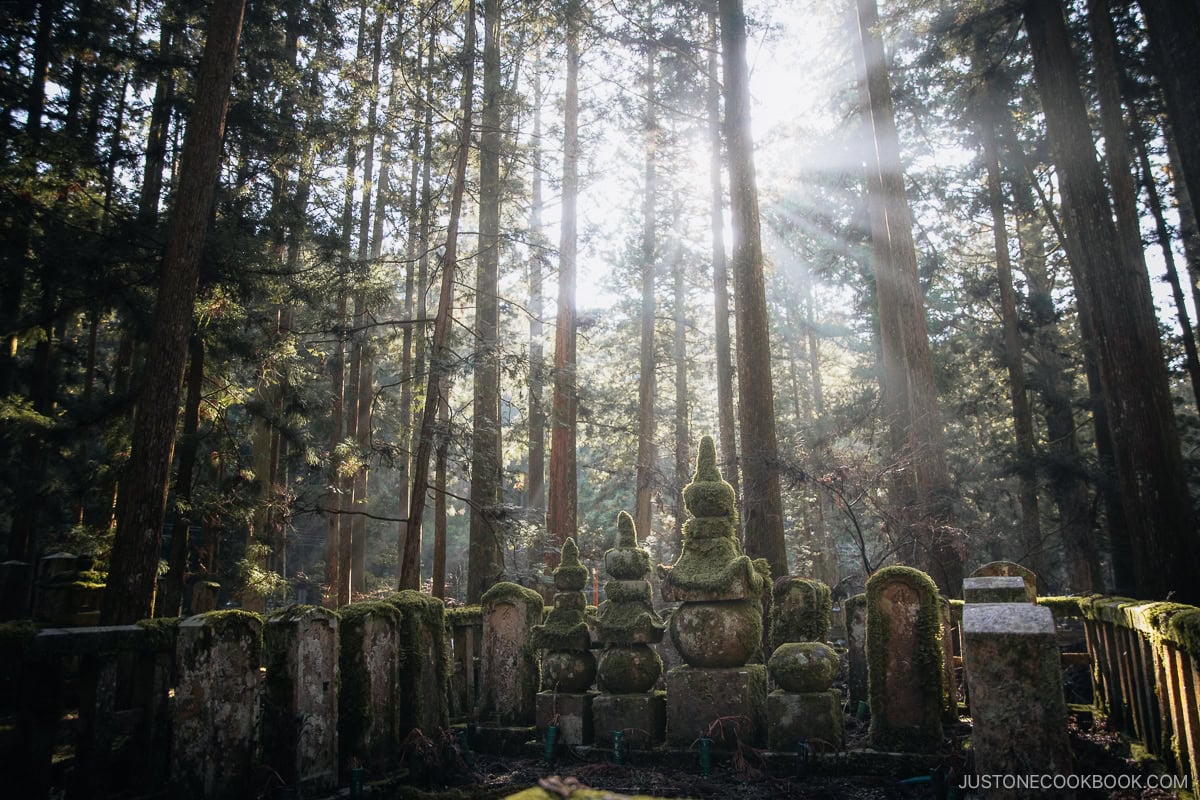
2,0,1198,622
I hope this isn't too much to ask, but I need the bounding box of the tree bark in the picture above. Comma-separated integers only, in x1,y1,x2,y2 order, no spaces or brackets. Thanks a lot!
529,61,548,565
101,0,245,623
720,0,787,578
547,0,580,561
402,0,475,592
1023,0,1198,603
635,35,658,551
672,217,689,562
855,0,959,593
468,0,506,603
707,11,739,496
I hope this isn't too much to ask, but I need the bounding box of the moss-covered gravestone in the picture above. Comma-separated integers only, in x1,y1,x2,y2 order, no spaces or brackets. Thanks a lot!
337,601,402,776
481,581,544,725
769,577,832,650
172,610,263,799
532,539,597,745
767,641,843,751
963,576,1029,604
592,514,666,748
970,560,1037,602
866,566,945,752
846,593,868,707
963,603,1073,797
659,436,768,747
387,590,450,736
263,605,338,794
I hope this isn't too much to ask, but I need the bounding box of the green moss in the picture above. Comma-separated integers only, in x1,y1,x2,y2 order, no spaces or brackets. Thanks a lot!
593,599,664,644
865,566,944,753
615,511,638,548
0,620,39,652
1164,608,1200,658
385,590,450,732
68,580,106,591
481,581,543,611
768,641,839,692
1036,596,1083,619
554,538,589,590
769,577,832,647
194,609,264,649
603,580,651,604
135,616,181,652
445,605,482,627
76,569,107,584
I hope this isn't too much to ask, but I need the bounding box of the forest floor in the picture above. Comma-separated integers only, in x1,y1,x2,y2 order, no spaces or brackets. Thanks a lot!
374,712,1185,800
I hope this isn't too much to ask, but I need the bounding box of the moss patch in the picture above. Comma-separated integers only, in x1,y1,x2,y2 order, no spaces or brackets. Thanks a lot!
769,577,832,647
445,605,482,628
1036,595,1083,619
1164,608,1200,658
135,616,181,652
386,591,450,732
481,581,543,611
337,601,402,763
768,641,839,692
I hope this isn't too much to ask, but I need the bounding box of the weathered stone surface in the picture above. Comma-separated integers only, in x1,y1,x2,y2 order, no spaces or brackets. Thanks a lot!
594,515,664,645
970,561,1037,602
337,602,402,775
669,599,761,667
767,642,838,693
866,566,945,753
597,643,661,692
388,590,449,736
172,611,263,799
542,649,597,693
938,596,958,721
963,576,1028,604
536,691,595,745
767,689,843,751
593,691,666,749
963,603,1073,797
263,605,338,793
481,581,544,725
665,665,767,747
846,593,868,706
769,577,832,648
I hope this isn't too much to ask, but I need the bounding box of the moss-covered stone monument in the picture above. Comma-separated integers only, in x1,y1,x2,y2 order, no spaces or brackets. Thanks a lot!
532,538,597,744
659,436,768,747
592,512,666,748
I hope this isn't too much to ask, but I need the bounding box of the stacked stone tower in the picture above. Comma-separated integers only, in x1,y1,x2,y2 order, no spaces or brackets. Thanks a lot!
658,435,769,746
592,512,666,747
532,538,596,744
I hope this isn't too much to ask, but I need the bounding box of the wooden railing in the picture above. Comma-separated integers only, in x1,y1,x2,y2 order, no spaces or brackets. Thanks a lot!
1042,595,1199,791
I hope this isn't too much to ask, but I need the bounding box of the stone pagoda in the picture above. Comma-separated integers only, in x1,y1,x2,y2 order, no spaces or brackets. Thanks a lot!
591,511,666,748
532,538,597,745
658,435,769,746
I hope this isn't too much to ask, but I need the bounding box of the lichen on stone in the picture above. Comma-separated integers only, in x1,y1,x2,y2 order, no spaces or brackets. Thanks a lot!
594,516,663,646
532,540,594,653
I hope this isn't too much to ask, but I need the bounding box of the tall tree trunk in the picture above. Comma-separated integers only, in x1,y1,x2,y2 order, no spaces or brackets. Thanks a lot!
433,376,449,598
101,0,245,624
528,62,548,566
402,0,475,592
1023,0,1198,603
635,37,658,549
672,220,689,562
1138,0,1200,226
139,15,177,225
720,0,787,578
978,76,1042,580
855,0,959,593
1136,131,1200,413
468,0,506,603
707,11,739,495
547,0,580,562
1163,127,1200,343
157,336,205,616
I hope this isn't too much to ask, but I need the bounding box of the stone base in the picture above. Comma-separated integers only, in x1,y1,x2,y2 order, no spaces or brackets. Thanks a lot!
473,724,537,756
536,691,595,745
665,665,766,747
592,692,665,749
767,689,843,751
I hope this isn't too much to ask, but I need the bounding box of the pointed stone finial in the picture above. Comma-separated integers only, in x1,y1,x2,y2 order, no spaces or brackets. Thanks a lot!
617,511,638,548
562,537,582,568
694,435,720,483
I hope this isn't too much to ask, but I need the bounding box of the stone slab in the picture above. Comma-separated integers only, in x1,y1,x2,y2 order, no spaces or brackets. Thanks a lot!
963,603,1074,798
767,689,843,751
592,692,665,749
963,576,1028,604
846,594,867,707
536,691,595,746
665,665,766,747
970,561,1037,602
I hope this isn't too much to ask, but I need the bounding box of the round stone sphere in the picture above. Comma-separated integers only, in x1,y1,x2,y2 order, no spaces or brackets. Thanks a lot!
541,649,597,693
669,600,760,668
597,643,662,692
767,641,839,693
